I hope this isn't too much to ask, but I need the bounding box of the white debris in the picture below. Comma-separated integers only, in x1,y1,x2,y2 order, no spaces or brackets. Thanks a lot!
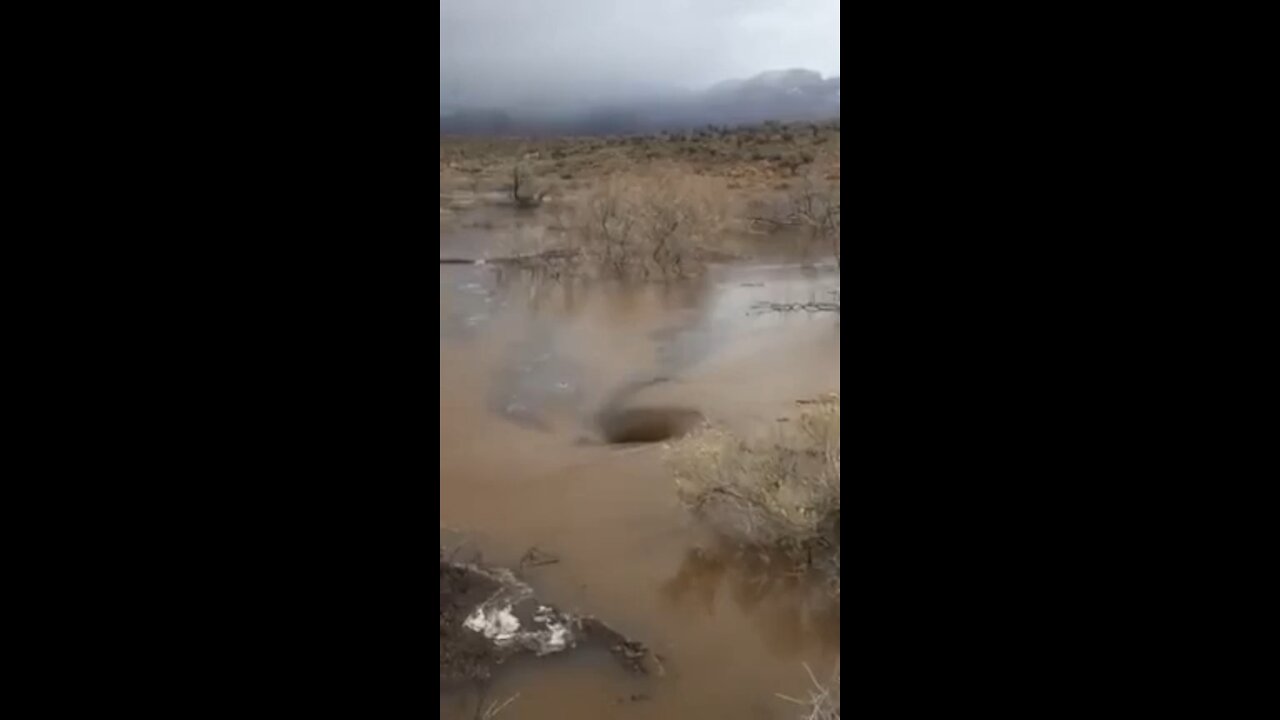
540,624,569,654
462,599,577,656
463,604,521,645
455,566,583,657
447,560,652,675
531,605,570,655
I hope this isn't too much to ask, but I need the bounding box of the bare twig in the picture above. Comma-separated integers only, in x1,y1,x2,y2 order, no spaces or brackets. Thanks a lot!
776,662,840,719
439,249,581,266
482,693,519,719
518,546,560,570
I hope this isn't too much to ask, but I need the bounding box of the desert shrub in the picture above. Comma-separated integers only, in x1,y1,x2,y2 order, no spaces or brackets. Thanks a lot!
789,177,841,264
750,176,841,264
571,173,728,279
779,153,808,175
664,395,839,553
510,164,547,209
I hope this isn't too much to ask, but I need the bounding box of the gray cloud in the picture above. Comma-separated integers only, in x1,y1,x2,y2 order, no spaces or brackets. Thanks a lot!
441,0,839,109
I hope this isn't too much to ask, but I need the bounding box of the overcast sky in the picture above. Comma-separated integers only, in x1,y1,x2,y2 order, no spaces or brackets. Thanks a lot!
441,0,840,108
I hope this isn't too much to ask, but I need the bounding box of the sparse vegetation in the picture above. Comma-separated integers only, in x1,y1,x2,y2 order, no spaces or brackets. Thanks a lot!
441,121,839,197
439,120,840,279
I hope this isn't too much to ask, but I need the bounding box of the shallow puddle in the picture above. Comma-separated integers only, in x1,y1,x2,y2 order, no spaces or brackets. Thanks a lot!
440,232,840,719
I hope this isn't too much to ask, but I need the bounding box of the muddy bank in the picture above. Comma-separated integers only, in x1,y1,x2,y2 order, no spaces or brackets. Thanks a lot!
440,554,661,688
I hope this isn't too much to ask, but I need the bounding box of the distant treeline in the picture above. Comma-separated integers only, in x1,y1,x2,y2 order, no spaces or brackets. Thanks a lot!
441,72,840,136
440,106,840,137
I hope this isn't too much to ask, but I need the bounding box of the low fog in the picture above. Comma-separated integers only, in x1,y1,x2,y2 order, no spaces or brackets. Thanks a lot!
441,0,840,130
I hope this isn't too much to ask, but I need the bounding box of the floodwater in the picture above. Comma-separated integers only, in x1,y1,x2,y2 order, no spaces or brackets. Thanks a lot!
440,222,840,719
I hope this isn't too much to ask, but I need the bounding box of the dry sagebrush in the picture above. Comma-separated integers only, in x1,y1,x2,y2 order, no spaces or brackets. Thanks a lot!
571,172,731,279
664,396,840,552
749,175,841,265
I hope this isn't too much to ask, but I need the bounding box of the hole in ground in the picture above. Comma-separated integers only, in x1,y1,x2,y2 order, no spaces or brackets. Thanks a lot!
596,407,704,444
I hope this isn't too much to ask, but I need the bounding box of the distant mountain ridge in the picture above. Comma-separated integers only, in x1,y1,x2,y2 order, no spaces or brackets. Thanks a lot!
441,69,840,135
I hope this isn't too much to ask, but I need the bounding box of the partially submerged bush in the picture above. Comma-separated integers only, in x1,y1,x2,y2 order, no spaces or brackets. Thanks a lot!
664,395,839,555
570,173,729,279
749,175,841,264
511,164,547,209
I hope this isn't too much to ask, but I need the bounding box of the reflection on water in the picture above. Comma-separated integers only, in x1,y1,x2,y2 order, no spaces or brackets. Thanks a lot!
661,543,840,660
440,254,839,720
443,263,838,437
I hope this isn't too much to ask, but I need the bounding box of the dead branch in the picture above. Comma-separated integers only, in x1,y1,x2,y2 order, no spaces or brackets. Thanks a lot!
749,300,841,314
439,248,580,266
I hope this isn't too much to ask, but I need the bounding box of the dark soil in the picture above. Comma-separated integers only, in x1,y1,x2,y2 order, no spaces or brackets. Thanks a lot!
439,559,504,687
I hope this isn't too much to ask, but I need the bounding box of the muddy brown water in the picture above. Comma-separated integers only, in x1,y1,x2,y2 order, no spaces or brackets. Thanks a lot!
440,223,840,719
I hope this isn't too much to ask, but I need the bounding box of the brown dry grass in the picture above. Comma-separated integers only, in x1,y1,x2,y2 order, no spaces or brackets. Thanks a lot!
440,120,840,197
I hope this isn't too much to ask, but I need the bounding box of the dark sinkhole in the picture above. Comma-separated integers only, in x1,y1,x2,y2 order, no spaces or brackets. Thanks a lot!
595,407,705,444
